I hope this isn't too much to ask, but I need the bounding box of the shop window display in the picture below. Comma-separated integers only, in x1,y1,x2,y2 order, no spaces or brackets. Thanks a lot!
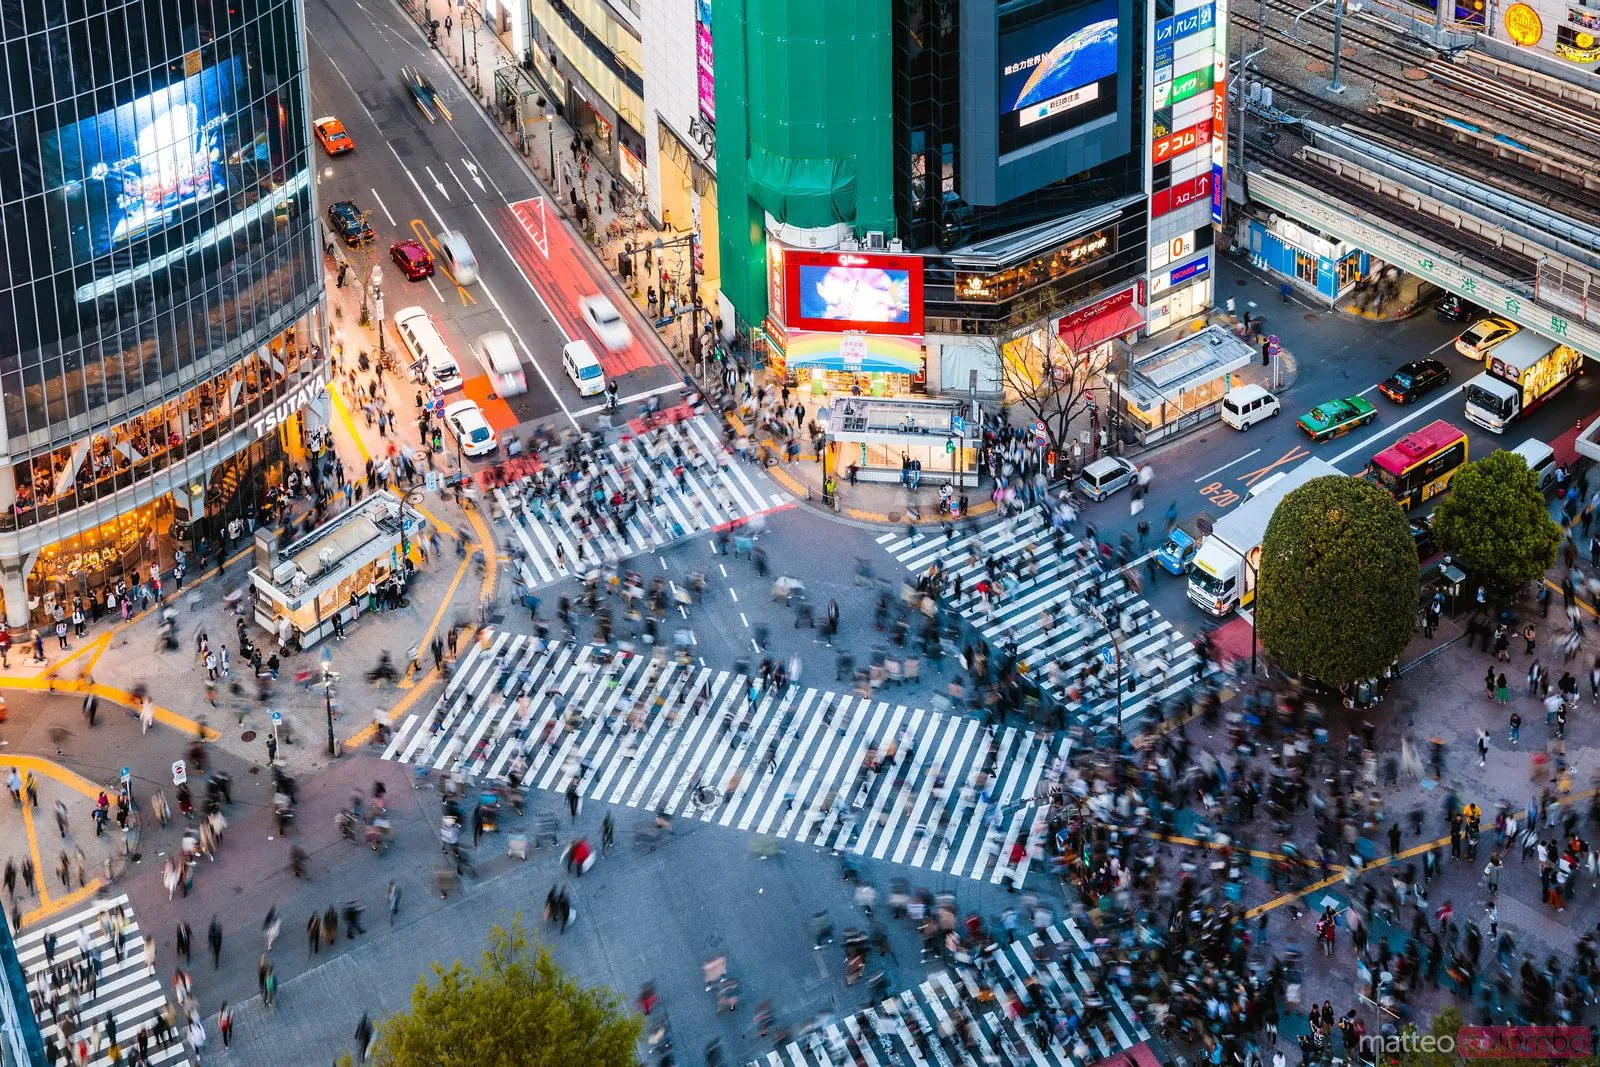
5,332,310,529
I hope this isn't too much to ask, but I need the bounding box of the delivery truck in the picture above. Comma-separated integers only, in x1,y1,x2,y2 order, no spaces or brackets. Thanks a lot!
1462,332,1582,434
1187,458,1343,616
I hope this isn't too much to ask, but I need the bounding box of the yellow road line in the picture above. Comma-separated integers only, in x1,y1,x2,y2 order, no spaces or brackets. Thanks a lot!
414,504,461,540
40,633,109,678
77,633,113,675
351,503,494,746
22,879,105,928
330,386,373,464
466,501,497,602
399,552,473,687
0,677,218,742
1148,831,1338,868
0,757,105,801
19,801,49,911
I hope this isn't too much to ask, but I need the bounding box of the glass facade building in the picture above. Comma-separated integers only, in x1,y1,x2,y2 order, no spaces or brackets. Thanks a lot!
0,0,327,626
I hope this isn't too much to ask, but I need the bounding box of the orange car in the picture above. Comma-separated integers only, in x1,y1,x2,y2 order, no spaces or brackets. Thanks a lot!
313,116,354,155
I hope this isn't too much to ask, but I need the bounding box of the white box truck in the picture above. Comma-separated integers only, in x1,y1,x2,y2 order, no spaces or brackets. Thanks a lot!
1462,332,1582,434
1187,457,1344,616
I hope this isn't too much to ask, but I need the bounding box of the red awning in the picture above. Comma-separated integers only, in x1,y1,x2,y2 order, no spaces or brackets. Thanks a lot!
1057,285,1144,350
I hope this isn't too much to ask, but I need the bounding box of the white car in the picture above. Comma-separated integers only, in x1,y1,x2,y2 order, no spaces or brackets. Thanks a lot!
443,399,497,458
580,294,631,352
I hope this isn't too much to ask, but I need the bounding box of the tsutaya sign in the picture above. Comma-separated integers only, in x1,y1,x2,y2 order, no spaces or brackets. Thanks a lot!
1251,170,1600,361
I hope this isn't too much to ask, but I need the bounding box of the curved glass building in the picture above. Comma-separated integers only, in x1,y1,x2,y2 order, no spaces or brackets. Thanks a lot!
0,0,327,627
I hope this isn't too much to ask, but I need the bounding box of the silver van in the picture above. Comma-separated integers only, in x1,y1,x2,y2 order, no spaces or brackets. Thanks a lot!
437,230,478,286
1076,457,1138,502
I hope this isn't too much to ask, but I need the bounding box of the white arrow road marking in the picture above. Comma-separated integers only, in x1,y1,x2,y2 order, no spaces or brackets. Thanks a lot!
424,164,451,200
462,158,485,191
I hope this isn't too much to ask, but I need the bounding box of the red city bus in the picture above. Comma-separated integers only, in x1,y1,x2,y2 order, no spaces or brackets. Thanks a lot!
1363,419,1469,511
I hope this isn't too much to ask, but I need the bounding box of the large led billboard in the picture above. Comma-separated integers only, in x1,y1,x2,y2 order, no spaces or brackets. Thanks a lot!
998,0,1120,155
44,60,244,266
784,251,924,336
959,0,1136,207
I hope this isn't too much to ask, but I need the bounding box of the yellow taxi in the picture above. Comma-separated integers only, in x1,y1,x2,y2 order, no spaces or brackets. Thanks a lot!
313,116,354,155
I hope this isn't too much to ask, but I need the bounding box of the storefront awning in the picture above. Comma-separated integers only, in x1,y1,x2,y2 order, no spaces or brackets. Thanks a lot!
786,330,923,375
1057,285,1146,350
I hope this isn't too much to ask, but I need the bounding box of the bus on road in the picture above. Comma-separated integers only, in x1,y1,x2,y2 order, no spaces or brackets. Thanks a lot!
1364,419,1469,511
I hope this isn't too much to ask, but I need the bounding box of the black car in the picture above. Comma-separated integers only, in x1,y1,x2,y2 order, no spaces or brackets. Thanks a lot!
1410,516,1438,560
326,200,375,247
1379,357,1451,403
1434,292,1479,322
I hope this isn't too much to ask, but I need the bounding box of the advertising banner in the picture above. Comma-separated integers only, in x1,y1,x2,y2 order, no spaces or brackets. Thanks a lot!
998,0,1120,154
696,0,715,126
1152,170,1213,218
784,251,924,336
1153,119,1212,164
1211,163,1226,223
1168,65,1214,106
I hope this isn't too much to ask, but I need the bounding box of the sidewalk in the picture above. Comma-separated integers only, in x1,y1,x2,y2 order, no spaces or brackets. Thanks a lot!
0,262,497,778
404,0,709,371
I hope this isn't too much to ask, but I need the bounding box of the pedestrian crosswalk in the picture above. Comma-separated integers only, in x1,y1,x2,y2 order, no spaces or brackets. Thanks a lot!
759,917,1150,1067
14,893,189,1066
492,414,789,588
383,631,1063,885
877,511,1204,733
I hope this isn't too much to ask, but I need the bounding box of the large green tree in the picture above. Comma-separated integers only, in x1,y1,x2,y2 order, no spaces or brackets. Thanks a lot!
1256,475,1417,683
1432,449,1560,592
338,919,640,1067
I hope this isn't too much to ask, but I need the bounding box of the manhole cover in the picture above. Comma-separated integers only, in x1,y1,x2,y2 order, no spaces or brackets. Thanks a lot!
242,730,257,742
887,510,902,523
248,766,262,775
1236,279,1248,286
1401,67,1429,80
1305,313,1321,322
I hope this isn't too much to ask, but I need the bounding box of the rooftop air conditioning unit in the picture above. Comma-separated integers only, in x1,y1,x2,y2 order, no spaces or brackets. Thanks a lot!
271,561,299,586
839,236,860,251
888,238,904,252
864,231,887,251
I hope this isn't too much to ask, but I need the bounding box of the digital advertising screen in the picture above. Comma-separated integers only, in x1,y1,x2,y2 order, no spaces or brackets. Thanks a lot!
785,251,924,336
998,0,1120,155
43,59,251,269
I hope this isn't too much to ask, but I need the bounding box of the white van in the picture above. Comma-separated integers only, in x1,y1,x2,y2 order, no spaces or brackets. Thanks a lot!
1220,385,1280,431
393,306,461,392
475,331,525,397
437,230,478,286
1509,437,1558,494
562,340,606,397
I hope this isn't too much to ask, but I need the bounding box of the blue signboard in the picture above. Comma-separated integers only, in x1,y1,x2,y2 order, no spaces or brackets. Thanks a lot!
1157,2,1216,48
1170,255,1210,287
1211,163,1226,225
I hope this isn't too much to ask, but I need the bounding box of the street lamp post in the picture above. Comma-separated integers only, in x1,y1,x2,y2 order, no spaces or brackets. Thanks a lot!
1290,0,1363,93
545,103,558,195
651,234,705,372
323,664,338,757
1232,46,1268,177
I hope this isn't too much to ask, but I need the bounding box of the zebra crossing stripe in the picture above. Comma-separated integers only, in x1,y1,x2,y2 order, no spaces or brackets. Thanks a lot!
13,894,191,1067
386,633,1074,884
758,915,1141,1067
880,510,1205,730
492,416,782,590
